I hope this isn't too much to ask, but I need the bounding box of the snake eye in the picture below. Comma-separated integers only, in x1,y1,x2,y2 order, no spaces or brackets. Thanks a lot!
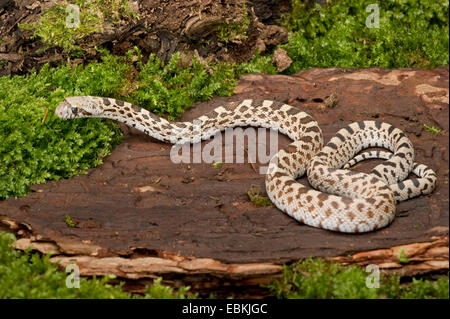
71,107,78,115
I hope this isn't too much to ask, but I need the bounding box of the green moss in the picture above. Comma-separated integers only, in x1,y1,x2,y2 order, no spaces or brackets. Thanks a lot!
397,248,409,264
402,277,450,299
247,185,274,207
424,124,442,133
131,51,236,120
212,162,223,168
251,196,273,207
222,0,449,75
65,215,76,228
0,53,127,199
19,0,137,52
266,258,449,299
235,53,277,75
0,232,197,298
0,49,236,200
280,0,449,72
216,3,250,44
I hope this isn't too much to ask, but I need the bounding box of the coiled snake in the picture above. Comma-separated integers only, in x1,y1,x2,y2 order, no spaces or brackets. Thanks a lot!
55,97,436,233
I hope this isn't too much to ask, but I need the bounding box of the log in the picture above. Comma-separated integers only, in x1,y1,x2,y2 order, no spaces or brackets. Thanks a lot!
1,66,448,296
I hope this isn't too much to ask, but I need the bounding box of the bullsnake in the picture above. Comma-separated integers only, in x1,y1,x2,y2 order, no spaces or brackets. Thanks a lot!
55,97,436,233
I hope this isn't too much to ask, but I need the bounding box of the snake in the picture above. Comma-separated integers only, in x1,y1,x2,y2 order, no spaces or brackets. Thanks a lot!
55,96,437,233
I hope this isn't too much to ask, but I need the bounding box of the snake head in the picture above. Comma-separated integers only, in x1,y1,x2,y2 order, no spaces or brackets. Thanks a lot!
55,96,104,119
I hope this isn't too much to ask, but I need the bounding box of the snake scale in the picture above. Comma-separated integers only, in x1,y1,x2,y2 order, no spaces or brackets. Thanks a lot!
55,96,437,233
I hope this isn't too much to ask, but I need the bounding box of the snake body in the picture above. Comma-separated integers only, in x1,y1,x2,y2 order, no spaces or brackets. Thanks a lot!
55,96,436,233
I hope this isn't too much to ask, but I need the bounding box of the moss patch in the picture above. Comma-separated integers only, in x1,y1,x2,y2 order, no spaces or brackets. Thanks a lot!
0,233,197,298
216,3,251,44
266,258,449,299
280,0,449,72
19,0,137,52
247,185,274,207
